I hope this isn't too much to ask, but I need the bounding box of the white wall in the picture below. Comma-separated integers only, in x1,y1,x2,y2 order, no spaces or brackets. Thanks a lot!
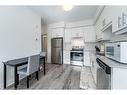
0,6,41,89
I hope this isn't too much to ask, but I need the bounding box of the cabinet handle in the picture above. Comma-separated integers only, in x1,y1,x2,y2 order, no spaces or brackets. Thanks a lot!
122,12,126,26
118,16,121,28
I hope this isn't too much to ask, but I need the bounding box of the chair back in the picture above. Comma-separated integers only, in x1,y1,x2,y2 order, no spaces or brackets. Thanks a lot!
27,54,40,75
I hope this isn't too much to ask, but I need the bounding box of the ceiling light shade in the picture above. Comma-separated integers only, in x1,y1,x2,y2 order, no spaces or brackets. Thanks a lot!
62,5,73,11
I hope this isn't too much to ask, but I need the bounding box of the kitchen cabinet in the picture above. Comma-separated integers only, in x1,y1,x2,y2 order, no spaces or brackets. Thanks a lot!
112,6,127,34
101,6,112,32
64,27,84,43
83,26,95,42
95,6,112,41
95,16,103,40
64,28,72,43
63,50,70,64
111,68,127,89
71,28,84,38
84,51,91,66
65,26,95,43
51,28,64,38
96,6,127,35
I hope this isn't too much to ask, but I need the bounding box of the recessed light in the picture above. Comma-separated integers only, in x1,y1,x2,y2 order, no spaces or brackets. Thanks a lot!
62,5,73,11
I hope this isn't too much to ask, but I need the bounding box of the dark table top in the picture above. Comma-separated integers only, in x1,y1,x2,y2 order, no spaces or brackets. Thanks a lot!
3,57,28,66
3,56,45,67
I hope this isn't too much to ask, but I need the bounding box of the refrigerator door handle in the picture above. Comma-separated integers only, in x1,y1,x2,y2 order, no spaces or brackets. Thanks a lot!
59,51,61,57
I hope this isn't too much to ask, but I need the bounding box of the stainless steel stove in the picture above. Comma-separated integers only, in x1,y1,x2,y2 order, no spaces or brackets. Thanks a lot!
70,49,84,66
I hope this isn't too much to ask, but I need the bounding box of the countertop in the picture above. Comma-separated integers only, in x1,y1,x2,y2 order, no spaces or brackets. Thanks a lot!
96,55,127,69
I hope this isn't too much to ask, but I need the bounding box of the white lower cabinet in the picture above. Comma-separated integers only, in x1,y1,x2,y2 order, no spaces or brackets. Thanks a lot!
84,51,91,66
111,68,127,89
63,50,70,64
83,26,96,42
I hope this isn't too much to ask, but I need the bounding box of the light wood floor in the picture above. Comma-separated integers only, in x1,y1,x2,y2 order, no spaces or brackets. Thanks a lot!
8,63,82,89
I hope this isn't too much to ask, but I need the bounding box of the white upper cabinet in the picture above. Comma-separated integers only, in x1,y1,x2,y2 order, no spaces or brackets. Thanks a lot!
71,28,84,38
83,26,96,42
65,26,95,43
65,27,84,43
95,8,112,41
95,15,102,40
101,6,112,31
112,6,127,34
51,28,64,38
64,28,72,43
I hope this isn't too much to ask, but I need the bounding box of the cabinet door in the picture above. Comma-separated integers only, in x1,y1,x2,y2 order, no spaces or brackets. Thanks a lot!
56,28,64,37
112,6,123,33
95,17,102,40
83,26,95,42
112,68,127,89
105,6,112,25
101,6,112,29
51,29,57,38
64,28,72,43
51,28,64,38
63,50,70,64
120,6,127,29
71,28,84,38
84,51,91,66
111,6,127,33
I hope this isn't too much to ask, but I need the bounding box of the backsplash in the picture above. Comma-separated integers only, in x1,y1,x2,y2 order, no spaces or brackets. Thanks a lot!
64,43,72,50
84,42,95,51
64,42,95,51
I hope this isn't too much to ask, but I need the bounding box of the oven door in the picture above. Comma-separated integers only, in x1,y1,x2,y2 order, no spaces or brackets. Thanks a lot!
71,52,83,61
70,51,84,66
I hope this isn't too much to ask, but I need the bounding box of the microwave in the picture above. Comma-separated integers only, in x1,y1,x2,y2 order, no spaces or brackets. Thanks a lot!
105,42,127,63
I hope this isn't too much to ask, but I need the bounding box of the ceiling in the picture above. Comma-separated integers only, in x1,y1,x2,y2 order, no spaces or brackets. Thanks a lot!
28,6,98,24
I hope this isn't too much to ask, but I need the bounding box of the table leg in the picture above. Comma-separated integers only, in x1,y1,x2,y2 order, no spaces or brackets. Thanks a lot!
36,71,39,80
27,76,29,88
3,64,6,89
14,66,18,89
43,57,46,75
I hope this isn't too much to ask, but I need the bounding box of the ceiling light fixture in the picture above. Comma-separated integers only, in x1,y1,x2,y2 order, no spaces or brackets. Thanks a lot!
62,5,73,11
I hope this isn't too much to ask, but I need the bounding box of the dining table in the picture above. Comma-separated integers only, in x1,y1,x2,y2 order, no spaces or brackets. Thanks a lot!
2,56,46,89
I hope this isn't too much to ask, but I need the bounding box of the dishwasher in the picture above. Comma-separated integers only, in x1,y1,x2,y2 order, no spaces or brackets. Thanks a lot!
96,58,111,89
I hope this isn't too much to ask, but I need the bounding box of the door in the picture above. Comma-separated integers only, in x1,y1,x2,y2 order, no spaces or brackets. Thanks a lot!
83,26,95,42
41,34,47,52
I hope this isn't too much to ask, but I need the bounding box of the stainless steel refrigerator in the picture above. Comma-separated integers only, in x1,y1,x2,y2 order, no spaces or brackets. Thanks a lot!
51,38,63,64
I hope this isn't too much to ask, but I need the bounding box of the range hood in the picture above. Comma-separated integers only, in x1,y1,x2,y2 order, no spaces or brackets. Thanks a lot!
71,37,84,49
